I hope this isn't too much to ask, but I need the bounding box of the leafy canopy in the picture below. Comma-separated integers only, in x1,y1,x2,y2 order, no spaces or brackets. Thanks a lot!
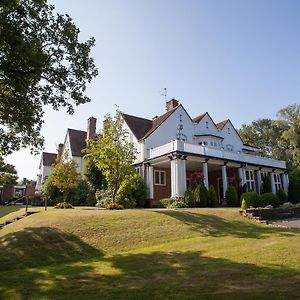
0,0,98,155
85,111,137,202
0,158,18,185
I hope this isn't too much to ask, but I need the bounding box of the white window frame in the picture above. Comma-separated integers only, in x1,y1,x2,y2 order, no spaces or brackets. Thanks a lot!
245,170,255,191
154,170,166,186
274,173,282,191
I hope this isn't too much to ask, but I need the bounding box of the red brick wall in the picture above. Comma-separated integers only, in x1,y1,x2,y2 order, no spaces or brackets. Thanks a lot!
152,166,171,206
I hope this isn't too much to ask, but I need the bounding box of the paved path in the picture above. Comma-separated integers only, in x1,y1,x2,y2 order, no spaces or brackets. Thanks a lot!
272,218,300,229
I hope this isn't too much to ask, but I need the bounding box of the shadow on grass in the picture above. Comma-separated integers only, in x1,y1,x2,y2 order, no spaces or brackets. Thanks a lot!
0,227,104,271
1,249,300,299
0,205,24,218
156,210,296,239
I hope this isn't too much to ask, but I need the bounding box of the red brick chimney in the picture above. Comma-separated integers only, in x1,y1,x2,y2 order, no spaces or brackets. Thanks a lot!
166,99,179,112
87,117,97,141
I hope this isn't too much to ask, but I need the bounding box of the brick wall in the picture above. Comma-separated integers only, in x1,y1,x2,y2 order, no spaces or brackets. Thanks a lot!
152,166,171,206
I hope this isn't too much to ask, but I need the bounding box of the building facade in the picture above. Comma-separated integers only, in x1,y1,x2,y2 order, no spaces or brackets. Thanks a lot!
121,99,288,206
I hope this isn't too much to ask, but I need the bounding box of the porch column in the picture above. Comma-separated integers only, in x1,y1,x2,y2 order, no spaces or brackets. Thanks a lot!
282,172,289,195
257,169,262,195
145,164,154,199
238,167,244,186
221,163,228,198
171,155,187,198
203,160,209,189
270,171,276,194
242,167,247,187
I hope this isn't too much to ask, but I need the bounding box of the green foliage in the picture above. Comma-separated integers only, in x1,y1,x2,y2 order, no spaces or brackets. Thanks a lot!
95,189,113,208
261,193,280,208
225,185,239,207
105,202,123,210
239,104,300,168
241,199,248,210
0,0,98,156
240,191,262,208
159,198,188,208
42,175,62,201
69,179,96,206
184,188,196,207
261,174,271,194
55,202,73,209
116,173,147,208
50,157,80,202
207,185,218,207
276,188,288,204
288,168,300,203
83,158,106,191
0,158,18,185
86,111,137,203
194,182,208,207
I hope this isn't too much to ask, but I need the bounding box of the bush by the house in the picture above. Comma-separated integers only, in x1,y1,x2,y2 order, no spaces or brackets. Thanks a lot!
55,202,73,209
160,198,188,208
288,168,300,203
105,202,123,210
69,178,96,206
240,191,262,208
96,189,113,208
276,188,288,204
261,192,280,208
184,188,196,207
194,182,208,207
225,185,239,207
116,173,147,208
241,198,248,210
207,185,218,207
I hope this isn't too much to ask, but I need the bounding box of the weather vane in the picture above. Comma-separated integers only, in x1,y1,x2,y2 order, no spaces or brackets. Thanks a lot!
160,87,167,103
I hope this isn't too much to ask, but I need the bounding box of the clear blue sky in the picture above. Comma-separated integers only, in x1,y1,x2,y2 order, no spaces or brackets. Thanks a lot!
6,0,300,180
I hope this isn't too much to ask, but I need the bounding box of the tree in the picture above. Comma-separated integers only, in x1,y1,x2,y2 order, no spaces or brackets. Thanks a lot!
239,104,300,169
83,157,106,191
0,0,98,156
50,158,80,202
85,111,137,203
0,158,18,185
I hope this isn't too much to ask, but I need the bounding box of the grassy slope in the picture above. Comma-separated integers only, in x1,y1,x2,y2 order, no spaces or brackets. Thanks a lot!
0,207,300,299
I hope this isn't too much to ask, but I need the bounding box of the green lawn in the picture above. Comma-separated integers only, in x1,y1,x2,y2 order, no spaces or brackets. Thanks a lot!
0,207,300,299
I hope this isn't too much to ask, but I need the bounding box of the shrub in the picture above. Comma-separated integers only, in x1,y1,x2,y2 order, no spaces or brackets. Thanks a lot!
194,182,208,207
116,173,147,208
240,191,262,208
70,179,96,206
55,202,73,209
288,168,300,203
160,198,176,208
96,189,113,208
261,192,280,208
105,202,123,210
207,185,218,207
241,198,248,210
168,200,189,208
276,188,288,204
184,188,196,207
225,185,239,207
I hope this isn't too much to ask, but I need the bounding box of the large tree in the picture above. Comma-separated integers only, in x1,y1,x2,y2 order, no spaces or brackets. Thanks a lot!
239,104,300,169
0,0,98,156
85,111,137,203
0,158,18,185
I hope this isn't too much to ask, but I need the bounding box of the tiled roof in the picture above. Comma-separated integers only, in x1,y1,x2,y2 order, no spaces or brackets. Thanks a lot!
216,119,229,129
142,106,179,139
68,129,87,157
192,113,206,123
42,152,57,166
121,113,152,140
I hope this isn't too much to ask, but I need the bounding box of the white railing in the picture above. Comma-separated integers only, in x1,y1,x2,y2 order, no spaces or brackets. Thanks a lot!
148,140,286,169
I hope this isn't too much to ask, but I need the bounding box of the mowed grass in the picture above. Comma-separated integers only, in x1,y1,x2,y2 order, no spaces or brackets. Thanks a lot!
0,207,300,299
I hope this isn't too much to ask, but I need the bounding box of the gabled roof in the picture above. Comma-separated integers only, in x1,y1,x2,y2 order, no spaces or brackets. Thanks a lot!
68,129,87,157
143,105,180,139
121,113,152,140
192,113,206,123
42,152,57,167
216,119,229,129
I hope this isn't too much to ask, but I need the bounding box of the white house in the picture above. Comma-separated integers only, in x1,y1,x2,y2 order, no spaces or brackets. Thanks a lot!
36,117,97,191
121,99,289,207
